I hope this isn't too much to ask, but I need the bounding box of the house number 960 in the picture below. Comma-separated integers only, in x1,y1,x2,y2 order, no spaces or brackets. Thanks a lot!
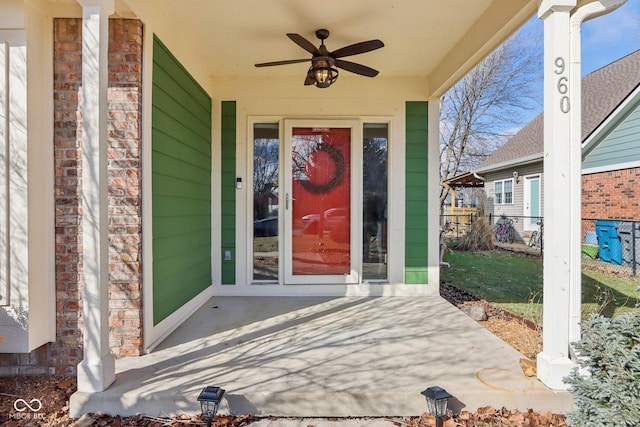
554,57,570,113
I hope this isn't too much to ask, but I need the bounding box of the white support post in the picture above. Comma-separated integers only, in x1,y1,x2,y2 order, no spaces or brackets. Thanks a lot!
77,0,115,393
428,99,441,294
537,0,577,390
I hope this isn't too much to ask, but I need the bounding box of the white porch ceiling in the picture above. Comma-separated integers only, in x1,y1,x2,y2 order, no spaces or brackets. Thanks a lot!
59,0,539,97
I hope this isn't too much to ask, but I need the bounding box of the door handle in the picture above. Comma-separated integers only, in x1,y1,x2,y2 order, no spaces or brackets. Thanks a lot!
286,193,296,209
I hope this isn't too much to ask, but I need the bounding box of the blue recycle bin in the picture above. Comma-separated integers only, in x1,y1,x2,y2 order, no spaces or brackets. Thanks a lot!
595,220,622,265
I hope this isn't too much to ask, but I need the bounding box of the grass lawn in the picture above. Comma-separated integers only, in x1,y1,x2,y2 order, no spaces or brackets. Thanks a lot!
441,249,639,324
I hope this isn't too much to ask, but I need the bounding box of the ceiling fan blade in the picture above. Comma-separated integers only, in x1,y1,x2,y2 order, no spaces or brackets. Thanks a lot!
334,59,379,77
304,71,315,86
255,58,310,67
287,33,320,55
330,39,384,58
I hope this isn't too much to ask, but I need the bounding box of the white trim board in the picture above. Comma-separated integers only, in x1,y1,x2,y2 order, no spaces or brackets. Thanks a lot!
582,160,640,175
145,286,215,353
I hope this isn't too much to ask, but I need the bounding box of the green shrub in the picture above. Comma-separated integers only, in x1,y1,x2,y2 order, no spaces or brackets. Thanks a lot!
564,309,640,426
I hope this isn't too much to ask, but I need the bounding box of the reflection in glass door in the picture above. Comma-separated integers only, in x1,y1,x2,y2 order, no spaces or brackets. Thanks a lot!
362,123,388,281
291,127,351,275
285,124,357,283
253,123,279,281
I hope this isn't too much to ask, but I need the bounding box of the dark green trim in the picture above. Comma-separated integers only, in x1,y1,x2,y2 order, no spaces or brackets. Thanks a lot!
221,101,236,284
405,101,429,284
152,35,212,324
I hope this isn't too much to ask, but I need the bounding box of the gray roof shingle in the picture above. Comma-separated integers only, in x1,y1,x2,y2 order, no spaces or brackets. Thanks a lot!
476,49,640,172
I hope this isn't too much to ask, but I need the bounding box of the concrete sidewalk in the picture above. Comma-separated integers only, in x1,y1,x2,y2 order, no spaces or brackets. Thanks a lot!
70,296,573,418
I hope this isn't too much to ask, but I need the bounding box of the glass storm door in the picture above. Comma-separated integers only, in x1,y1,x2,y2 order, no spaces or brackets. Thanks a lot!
284,121,359,284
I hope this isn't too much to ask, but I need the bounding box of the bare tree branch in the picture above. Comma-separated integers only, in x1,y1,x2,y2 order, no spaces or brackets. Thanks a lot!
439,24,542,208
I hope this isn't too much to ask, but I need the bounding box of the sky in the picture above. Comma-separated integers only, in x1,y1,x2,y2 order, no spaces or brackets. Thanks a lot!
506,0,640,130
579,0,640,75
442,1,640,174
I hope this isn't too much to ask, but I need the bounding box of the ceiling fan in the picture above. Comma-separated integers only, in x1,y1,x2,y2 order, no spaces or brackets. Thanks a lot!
254,29,384,88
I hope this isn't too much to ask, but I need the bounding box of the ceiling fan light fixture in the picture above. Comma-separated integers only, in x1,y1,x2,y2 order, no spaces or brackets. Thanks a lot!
310,56,338,88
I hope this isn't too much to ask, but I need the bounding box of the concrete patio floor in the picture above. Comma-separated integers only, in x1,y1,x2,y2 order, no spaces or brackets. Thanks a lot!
70,296,574,418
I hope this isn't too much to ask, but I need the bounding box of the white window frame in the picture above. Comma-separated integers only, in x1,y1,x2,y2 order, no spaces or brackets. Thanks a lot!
249,119,282,284
494,178,514,205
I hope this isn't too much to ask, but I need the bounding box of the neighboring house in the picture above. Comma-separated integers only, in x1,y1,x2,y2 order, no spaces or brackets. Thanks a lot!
0,0,611,405
476,50,640,240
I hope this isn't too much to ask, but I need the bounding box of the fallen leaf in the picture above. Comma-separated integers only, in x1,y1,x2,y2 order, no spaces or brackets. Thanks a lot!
519,358,537,377
57,379,74,390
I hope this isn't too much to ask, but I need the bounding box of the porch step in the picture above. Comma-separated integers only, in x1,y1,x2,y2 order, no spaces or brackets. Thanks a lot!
70,297,573,418
71,378,573,418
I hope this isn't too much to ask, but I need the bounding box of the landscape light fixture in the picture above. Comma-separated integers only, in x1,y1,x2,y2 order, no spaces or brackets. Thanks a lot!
309,56,339,88
421,386,452,427
197,385,225,427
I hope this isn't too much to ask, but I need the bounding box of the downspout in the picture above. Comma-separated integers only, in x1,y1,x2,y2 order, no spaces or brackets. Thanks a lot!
568,0,626,344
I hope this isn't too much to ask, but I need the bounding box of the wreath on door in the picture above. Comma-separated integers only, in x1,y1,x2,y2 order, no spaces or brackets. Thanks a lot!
300,143,345,194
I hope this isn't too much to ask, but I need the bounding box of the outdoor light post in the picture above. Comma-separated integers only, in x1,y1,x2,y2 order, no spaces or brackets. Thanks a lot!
197,386,226,427
421,386,452,427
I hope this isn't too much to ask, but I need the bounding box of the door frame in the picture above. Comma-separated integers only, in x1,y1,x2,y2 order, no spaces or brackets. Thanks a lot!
283,119,362,284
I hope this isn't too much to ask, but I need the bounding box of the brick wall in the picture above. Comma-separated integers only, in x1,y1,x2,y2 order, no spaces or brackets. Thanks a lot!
582,167,640,220
0,17,143,376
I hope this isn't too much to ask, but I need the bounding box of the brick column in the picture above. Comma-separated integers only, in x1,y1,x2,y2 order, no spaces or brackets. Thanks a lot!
52,17,84,376
107,19,143,357
51,16,143,376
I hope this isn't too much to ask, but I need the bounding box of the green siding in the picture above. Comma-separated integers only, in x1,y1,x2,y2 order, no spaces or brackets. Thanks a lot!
152,35,212,325
405,101,429,284
221,101,236,284
583,100,640,170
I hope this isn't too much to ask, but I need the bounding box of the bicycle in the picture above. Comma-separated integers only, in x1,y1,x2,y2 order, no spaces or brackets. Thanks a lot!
494,215,516,243
528,219,543,249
